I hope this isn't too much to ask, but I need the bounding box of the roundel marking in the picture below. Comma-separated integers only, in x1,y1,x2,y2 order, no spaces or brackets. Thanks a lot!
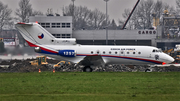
38,33,44,39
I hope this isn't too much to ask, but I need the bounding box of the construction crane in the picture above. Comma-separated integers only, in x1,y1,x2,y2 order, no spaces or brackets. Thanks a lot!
121,0,140,30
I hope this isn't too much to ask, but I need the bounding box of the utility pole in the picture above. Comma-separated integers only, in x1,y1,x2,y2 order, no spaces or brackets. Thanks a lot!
104,0,109,45
71,0,75,30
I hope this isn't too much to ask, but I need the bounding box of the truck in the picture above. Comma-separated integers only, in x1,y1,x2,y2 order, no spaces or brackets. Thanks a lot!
30,56,48,66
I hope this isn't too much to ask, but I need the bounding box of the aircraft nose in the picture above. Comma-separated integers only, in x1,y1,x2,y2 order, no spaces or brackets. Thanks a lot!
167,55,174,63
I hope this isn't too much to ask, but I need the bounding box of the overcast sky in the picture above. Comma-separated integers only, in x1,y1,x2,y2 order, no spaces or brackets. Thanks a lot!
1,0,177,23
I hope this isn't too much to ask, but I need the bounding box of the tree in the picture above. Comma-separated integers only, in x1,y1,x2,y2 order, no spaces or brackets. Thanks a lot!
121,8,134,29
109,19,117,30
89,9,107,29
0,1,12,32
64,4,91,29
120,0,175,29
15,0,32,22
63,4,108,30
153,0,163,18
135,0,154,29
31,10,43,16
176,0,180,14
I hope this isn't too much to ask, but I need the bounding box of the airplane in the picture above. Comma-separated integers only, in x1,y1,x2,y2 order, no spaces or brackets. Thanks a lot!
15,22,174,72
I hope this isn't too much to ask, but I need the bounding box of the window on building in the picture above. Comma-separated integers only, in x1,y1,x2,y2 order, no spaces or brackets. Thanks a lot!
62,23,66,28
39,23,50,28
66,34,71,38
51,23,70,28
67,23,70,28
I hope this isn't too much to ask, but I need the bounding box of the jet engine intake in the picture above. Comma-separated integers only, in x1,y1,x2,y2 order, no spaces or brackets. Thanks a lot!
34,47,41,53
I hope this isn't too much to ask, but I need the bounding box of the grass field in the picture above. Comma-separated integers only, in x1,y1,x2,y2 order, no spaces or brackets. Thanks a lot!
0,72,180,101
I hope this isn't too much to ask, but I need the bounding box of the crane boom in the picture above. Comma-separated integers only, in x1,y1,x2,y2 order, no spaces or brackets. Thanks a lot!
121,0,140,30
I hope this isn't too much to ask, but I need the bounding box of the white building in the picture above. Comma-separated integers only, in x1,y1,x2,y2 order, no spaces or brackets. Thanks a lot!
29,15,72,38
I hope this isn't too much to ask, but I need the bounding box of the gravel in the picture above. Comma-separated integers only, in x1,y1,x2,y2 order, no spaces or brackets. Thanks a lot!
0,59,180,72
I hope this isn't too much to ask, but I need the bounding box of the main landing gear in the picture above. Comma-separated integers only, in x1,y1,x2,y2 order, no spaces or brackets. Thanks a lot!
83,66,93,72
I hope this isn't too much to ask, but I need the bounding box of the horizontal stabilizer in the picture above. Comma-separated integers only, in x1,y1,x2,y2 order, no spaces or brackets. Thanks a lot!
17,22,33,26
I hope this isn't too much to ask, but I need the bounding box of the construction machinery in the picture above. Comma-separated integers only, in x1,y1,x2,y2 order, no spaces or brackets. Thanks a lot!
163,45,180,63
30,56,48,66
53,61,71,68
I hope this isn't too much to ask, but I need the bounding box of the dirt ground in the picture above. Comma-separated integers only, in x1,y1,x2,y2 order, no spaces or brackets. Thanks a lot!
0,59,180,72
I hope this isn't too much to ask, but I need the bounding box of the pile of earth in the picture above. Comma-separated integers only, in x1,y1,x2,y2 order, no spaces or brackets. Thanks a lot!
0,59,180,72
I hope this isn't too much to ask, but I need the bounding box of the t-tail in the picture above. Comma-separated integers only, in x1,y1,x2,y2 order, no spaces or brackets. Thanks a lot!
15,22,76,47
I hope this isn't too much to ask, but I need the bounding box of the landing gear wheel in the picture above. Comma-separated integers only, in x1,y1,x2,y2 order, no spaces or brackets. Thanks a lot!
83,66,92,72
145,69,151,72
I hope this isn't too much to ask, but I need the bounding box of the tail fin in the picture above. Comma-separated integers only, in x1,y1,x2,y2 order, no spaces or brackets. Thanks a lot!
15,22,55,47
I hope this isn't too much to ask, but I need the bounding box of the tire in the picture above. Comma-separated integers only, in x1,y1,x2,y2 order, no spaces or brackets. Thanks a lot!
83,66,92,72
145,69,151,72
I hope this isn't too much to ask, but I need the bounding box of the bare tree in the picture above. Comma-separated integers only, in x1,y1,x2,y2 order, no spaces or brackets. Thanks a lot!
63,4,108,30
0,1,12,32
121,8,135,29
31,10,43,16
89,9,107,29
176,0,180,14
109,19,117,30
15,0,32,22
135,0,154,29
153,0,163,18
120,0,176,29
74,6,91,30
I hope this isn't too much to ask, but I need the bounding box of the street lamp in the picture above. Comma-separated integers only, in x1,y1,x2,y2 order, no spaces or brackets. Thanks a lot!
104,0,109,45
71,0,75,30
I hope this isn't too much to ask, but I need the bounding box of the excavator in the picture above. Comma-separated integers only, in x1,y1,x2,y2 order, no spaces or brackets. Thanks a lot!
29,56,48,66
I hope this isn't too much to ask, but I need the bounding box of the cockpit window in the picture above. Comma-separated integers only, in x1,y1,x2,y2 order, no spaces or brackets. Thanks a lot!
152,49,162,53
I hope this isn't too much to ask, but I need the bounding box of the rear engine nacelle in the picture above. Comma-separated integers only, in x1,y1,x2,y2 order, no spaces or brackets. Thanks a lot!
34,47,41,53
58,50,76,57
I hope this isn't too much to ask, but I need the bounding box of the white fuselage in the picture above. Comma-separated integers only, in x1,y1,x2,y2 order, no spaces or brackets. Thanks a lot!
40,44,174,65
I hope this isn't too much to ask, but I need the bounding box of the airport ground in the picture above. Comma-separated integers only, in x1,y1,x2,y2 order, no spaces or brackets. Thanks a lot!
0,72,180,101
0,47,180,101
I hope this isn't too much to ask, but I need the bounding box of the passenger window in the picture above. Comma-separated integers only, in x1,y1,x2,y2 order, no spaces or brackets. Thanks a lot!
133,52,135,54
138,52,141,54
97,51,99,54
127,52,129,54
121,52,123,54
109,51,111,54
103,51,105,54
152,50,156,52
115,52,117,54
91,51,93,54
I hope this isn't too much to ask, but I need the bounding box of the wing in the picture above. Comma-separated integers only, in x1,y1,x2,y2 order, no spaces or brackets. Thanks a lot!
77,55,105,67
